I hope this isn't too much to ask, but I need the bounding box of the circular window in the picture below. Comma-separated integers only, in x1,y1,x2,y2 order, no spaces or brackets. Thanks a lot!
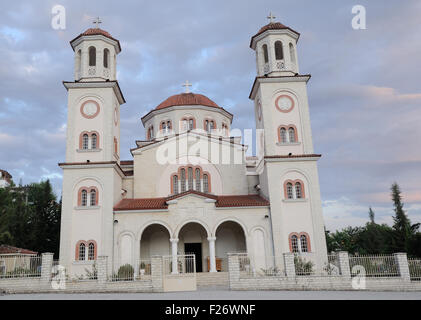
80,100,100,119
275,95,294,113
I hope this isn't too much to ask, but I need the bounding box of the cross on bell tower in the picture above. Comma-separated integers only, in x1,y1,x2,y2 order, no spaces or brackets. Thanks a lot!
266,12,276,23
93,17,102,27
182,80,192,93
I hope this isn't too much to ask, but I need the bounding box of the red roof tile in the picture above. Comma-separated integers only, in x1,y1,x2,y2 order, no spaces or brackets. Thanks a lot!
250,22,300,48
0,245,37,255
70,28,121,51
216,195,269,207
114,198,168,211
114,190,269,211
155,93,221,110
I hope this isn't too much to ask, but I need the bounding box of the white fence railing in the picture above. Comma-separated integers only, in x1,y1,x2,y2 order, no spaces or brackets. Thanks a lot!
348,254,399,278
163,254,195,275
0,255,42,278
408,258,421,281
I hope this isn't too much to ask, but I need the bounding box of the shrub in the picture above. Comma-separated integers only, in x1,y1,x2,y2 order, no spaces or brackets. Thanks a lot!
117,264,134,281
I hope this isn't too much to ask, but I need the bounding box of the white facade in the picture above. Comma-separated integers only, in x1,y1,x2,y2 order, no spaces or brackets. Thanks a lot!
59,21,328,278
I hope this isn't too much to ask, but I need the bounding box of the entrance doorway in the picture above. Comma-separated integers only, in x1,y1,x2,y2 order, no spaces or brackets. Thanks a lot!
185,243,202,272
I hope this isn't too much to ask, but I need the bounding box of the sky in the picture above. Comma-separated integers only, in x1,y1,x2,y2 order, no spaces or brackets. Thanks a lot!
0,0,420,231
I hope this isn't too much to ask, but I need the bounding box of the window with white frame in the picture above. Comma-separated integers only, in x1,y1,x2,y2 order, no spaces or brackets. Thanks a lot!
88,242,95,260
286,182,294,199
290,233,310,253
79,188,99,207
78,243,86,261
171,167,211,194
82,134,89,150
290,235,299,253
284,181,305,200
81,189,88,206
90,189,97,206
300,235,308,253
279,126,297,144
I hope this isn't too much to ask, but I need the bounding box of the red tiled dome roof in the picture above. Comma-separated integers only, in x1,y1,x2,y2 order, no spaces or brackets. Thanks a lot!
81,28,115,39
70,28,121,51
250,22,300,48
155,93,221,110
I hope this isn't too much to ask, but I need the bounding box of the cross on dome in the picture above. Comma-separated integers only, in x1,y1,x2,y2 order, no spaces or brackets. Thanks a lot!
93,17,102,26
182,80,192,93
267,12,276,23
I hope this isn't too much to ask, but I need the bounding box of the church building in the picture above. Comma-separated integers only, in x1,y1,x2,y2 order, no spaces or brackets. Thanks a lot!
58,16,328,277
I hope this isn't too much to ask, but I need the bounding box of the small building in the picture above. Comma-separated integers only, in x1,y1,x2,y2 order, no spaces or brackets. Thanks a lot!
0,169,12,188
0,245,38,276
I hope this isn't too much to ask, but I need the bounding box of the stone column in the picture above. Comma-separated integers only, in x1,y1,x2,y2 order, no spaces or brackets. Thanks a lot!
170,238,179,274
394,252,410,282
151,255,163,292
208,237,217,272
283,253,296,279
228,254,240,289
338,251,351,279
40,252,54,284
97,255,108,283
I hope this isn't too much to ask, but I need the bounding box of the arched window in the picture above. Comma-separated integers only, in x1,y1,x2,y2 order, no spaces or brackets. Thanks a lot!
286,183,294,199
180,168,186,192
91,133,97,149
290,235,299,253
279,127,287,143
81,189,88,206
77,50,82,73
203,174,209,193
300,235,308,253
275,41,284,60
195,168,201,191
88,242,95,260
173,175,179,194
262,44,269,63
89,46,96,66
103,48,109,68
205,120,215,133
288,127,296,143
188,167,193,190
90,189,97,206
82,134,89,150
79,243,86,260
147,126,154,139
295,182,303,199
289,43,296,64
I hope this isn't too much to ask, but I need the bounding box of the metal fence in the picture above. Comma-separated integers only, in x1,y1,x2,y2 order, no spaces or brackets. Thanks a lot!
408,258,421,281
163,254,195,275
238,254,285,277
348,254,399,277
0,255,42,278
136,259,152,279
110,262,136,281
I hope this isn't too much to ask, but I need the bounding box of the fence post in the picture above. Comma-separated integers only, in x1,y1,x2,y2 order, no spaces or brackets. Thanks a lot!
151,255,163,292
227,254,240,289
394,252,410,282
338,251,351,279
283,253,296,279
97,255,108,283
40,252,54,284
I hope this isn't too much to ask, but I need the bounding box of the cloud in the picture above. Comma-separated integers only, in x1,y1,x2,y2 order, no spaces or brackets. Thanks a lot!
0,0,420,230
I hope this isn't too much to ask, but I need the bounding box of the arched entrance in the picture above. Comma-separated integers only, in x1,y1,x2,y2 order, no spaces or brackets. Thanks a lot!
140,224,171,259
177,222,209,272
215,221,247,271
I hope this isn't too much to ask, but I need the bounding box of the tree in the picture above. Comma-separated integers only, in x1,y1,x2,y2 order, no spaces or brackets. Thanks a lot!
368,207,375,224
390,183,419,253
0,180,61,257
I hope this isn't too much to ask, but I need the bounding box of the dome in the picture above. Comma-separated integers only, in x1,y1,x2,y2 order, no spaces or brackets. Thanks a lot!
70,28,121,51
155,92,221,110
250,22,300,48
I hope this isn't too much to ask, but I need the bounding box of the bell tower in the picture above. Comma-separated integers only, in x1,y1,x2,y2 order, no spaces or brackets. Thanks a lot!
249,15,328,265
59,21,125,276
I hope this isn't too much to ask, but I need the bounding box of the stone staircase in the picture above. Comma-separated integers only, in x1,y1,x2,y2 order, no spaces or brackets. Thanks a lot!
196,272,229,288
